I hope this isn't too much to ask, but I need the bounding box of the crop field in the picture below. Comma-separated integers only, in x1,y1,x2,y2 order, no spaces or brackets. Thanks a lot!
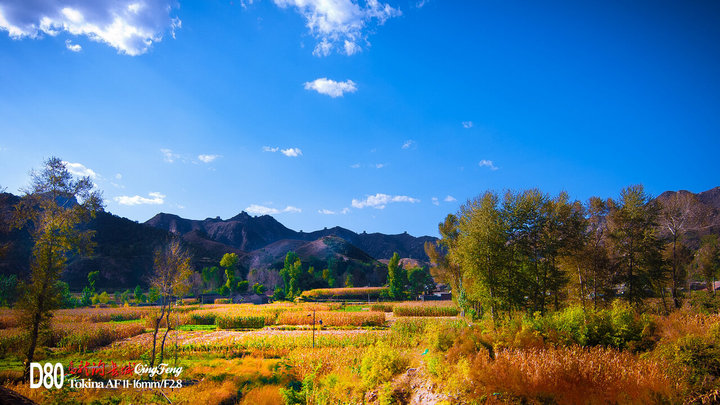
1,299,720,404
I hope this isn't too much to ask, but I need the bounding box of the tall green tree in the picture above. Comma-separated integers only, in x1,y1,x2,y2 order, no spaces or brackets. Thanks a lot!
607,185,663,307
387,252,407,300
453,191,508,321
11,157,103,380
407,267,435,298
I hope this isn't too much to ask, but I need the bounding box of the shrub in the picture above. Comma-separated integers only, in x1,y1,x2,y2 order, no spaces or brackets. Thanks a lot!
215,315,265,329
214,298,231,304
360,345,409,388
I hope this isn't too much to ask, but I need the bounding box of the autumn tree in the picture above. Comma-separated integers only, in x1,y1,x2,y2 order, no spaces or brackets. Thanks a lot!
11,157,103,380
658,191,708,307
148,239,193,368
424,214,463,303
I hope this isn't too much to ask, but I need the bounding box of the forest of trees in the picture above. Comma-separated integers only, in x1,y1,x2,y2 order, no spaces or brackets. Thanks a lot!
425,185,720,321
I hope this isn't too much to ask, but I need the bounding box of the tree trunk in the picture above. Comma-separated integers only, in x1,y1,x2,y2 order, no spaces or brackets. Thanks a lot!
158,300,172,366
149,298,166,368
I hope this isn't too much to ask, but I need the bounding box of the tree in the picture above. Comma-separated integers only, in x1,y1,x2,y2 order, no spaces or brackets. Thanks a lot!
658,192,708,307
134,285,146,303
252,283,267,295
11,157,102,380
148,239,193,368
695,235,720,294
453,191,508,321
607,185,663,307
220,253,240,294
81,270,99,306
201,266,223,291
387,252,407,300
407,267,435,298
0,275,18,306
424,214,463,301
279,252,304,300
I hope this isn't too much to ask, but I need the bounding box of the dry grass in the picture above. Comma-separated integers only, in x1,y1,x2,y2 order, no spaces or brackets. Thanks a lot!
240,385,284,405
464,346,680,404
300,287,389,299
277,310,385,327
393,302,459,317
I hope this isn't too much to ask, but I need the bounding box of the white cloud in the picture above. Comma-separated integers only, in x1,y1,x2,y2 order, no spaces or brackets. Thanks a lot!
431,197,439,206
416,0,429,8
341,207,350,214
198,154,221,163
304,78,357,97
444,195,457,202
263,146,302,157
462,121,473,129
375,163,385,169
350,163,360,169
246,204,302,215
318,209,336,215
62,161,97,178
351,193,420,209
114,192,165,206
115,173,122,180
401,140,415,149
281,148,302,157
0,1,181,56
64,39,81,52
160,148,179,163
272,0,400,56
479,160,498,171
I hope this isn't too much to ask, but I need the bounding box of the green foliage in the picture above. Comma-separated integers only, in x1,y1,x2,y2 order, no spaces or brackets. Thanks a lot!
279,252,305,300
407,267,435,298
387,253,406,300
236,280,249,293
218,285,229,296
201,266,223,290
97,291,111,304
188,313,216,325
219,252,239,270
81,286,93,306
0,274,18,306
87,270,99,292
133,285,145,303
528,302,657,351
120,289,131,304
252,283,267,295
215,315,265,329
56,281,77,308
147,286,160,303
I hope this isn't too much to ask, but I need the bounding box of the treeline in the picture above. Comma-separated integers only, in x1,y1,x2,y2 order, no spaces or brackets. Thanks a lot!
425,185,720,320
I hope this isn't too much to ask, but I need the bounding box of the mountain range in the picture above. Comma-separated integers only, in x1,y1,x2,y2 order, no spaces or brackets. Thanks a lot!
0,192,436,290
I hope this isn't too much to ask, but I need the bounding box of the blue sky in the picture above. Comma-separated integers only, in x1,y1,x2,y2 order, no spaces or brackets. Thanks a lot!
0,0,718,237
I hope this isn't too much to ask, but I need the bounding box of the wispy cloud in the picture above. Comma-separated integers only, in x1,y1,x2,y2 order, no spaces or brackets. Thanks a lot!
375,163,385,169
444,195,457,202
272,0,401,56
246,204,302,215
62,161,97,178
64,39,81,52
462,121,473,129
160,148,180,163
0,0,181,56
114,192,165,206
351,193,420,209
304,78,357,97
350,163,361,169
431,197,439,206
318,209,336,215
262,146,279,152
401,140,415,149
198,154,221,163
479,160,498,171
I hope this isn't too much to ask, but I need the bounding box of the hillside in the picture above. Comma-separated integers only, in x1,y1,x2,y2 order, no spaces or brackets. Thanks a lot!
656,186,720,248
